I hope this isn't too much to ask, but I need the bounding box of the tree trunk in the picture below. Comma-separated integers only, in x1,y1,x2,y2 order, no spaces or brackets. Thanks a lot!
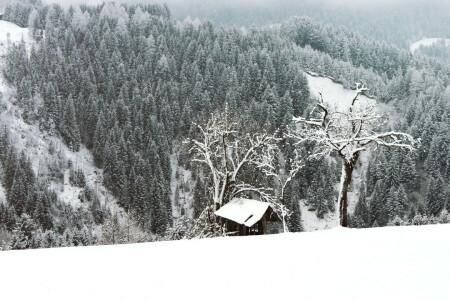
338,163,354,227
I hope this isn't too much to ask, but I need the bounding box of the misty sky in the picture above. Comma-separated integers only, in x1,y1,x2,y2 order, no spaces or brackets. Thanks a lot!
41,0,448,9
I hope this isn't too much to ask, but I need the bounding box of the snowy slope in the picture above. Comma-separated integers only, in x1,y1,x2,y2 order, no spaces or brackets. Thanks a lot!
0,184,5,204
305,73,374,111
170,151,194,219
410,38,450,53
0,20,32,57
1,224,449,299
0,20,120,213
0,20,33,96
0,20,31,206
300,200,337,231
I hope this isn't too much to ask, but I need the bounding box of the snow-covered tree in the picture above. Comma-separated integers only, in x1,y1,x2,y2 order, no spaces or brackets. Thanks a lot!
185,105,288,229
9,214,38,250
289,83,417,227
426,175,445,217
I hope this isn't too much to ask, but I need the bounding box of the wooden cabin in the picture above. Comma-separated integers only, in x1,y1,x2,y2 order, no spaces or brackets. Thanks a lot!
215,198,282,236
0,13,3,21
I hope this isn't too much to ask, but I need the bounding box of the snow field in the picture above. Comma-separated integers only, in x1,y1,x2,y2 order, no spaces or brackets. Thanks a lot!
0,184,5,204
0,224,449,300
305,73,374,111
0,20,33,95
410,38,450,53
170,151,193,219
0,20,32,56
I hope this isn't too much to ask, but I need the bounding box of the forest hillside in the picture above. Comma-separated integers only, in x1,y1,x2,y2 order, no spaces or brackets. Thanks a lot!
0,0,449,250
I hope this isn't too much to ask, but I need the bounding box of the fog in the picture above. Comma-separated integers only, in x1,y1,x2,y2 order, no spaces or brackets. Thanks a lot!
5,0,449,49
39,0,449,9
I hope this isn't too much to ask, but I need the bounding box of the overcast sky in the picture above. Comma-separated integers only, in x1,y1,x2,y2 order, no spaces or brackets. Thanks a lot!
41,0,447,8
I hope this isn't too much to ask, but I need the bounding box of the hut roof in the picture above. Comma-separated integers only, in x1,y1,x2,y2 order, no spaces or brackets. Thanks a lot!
215,198,278,227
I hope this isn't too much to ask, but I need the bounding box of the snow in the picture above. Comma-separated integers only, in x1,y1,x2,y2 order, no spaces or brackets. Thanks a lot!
0,20,32,57
410,38,450,53
0,183,5,204
1,224,449,299
300,200,337,231
59,144,121,212
215,198,271,227
305,72,374,111
0,21,33,95
170,151,193,218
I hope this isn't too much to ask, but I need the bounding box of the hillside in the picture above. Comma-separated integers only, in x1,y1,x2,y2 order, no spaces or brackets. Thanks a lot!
0,20,120,212
1,223,449,299
0,1,448,249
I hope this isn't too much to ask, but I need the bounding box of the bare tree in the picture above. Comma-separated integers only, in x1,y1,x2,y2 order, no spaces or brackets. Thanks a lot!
185,105,288,228
289,83,418,227
257,142,305,232
101,211,149,245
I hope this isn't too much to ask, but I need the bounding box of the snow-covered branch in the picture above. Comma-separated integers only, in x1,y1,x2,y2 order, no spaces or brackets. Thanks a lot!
185,105,282,211
289,82,418,227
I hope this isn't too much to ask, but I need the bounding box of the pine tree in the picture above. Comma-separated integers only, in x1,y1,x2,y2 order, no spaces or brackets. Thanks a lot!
353,183,369,228
9,213,38,250
61,95,81,152
387,184,408,221
399,153,417,190
425,134,448,177
289,198,303,232
315,184,328,219
386,186,397,220
93,112,106,167
290,73,310,116
426,176,445,216
193,179,208,219
101,213,123,245
369,181,387,226
8,168,28,216
446,184,450,212
384,151,400,190
395,184,408,218
277,91,294,128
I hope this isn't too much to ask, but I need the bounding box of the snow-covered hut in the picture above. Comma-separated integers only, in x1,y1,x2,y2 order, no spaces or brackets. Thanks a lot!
215,198,281,235
0,13,3,21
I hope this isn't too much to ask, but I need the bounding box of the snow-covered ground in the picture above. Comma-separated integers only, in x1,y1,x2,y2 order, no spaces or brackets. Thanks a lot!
170,151,193,218
305,73,374,111
57,144,121,212
410,38,450,53
0,20,32,57
0,184,5,204
300,201,337,231
1,224,449,299
0,20,33,96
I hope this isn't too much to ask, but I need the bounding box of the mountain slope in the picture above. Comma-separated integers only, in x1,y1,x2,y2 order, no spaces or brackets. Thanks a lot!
0,20,121,214
1,224,449,299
